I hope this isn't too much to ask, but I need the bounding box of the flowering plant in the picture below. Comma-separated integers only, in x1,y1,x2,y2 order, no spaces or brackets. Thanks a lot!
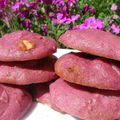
0,0,120,47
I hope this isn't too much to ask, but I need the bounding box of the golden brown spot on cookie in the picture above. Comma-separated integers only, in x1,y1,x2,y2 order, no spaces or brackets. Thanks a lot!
67,65,79,74
66,65,83,84
67,67,75,73
18,40,35,51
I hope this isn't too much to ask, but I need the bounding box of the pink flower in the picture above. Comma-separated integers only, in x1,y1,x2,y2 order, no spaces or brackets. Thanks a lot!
112,14,119,19
11,0,29,12
52,13,67,24
11,1,23,12
67,0,76,6
84,17,103,29
66,14,80,24
111,24,120,34
111,4,118,10
73,17,104,30
73,24,86,30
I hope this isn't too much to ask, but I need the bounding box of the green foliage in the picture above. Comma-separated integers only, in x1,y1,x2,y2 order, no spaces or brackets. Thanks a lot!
0,0,120,47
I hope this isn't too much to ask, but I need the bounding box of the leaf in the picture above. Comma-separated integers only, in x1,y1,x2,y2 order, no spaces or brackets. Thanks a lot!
103,20,109,27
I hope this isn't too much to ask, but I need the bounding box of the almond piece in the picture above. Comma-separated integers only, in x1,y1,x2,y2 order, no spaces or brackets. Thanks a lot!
18,40,35,51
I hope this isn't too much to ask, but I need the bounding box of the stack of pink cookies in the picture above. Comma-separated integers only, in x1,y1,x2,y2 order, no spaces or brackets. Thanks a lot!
33,29,120,120
0,30,57,120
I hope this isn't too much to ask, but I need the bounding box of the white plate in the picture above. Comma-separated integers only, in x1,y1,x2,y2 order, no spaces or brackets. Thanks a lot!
22,49,80,120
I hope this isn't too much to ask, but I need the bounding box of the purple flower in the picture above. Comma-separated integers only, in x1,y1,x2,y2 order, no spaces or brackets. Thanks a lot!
73,24,86,30
66,14,80,24
49,12,55,19
52,0,65,6
11,1,22,12
71,14,80,21
11,0,28,12
89,7,95,14
111,4,118,10
82,4,89,14
28,2,37,9
109,19,114,25
41,24,47,34
22,19,31,28
0,0,6,8
118,4,120,10
18,10,29,19
40,0,52,5
111,24,120,34
52,12,80,25
67,0,76,6
1,11,7,22
52,13,67,24
73,17,104,30
32,9,39,17
0,11,2,17
84,17,103,29
52,0,76,7
3,16,9,24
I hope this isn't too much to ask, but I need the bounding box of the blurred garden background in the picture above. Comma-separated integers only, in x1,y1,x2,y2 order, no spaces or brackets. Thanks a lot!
0,0,120,47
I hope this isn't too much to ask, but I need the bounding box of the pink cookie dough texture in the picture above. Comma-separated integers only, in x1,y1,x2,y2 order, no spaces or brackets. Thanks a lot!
0,55,58,85
0,84,32,120
0,30,57,61
55,52,120,90
59,29,120,61
50,78,120,120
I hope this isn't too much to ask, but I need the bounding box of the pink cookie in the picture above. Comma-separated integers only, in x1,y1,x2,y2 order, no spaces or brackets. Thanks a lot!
32,82,51,105
50,78,120,120
0,55,57,85
0,84,32,120
55,52,120,90
0,30,57,61
32,81,61,112
59,29,120,61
